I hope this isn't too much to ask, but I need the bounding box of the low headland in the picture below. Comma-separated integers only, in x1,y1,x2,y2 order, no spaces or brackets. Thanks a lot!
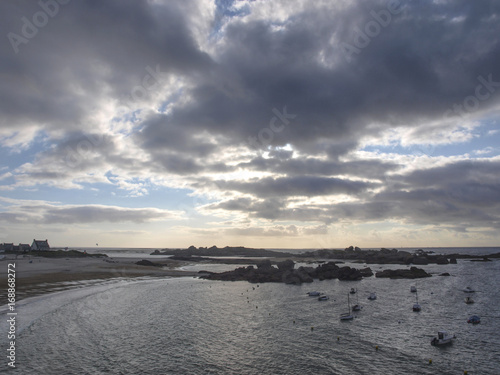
150,245,499,284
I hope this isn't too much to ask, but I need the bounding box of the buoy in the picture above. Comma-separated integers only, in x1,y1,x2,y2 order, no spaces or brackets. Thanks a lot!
337,336,340,341
256,306,258,309
429,359,432,364
311,327,314,331
293,320,295,324
464,371,467,375
269,313,271,316
375,345,379,351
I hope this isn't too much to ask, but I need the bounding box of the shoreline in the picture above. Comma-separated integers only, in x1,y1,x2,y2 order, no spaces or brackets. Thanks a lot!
0,255,200,305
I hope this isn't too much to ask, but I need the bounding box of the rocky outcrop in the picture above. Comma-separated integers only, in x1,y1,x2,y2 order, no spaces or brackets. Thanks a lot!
200,260,372,284
276,259,295,271
135,259,161,267
297,248,454,265
469,257,492,262
375,267,431,279
360,267,374,277
152,246,293,258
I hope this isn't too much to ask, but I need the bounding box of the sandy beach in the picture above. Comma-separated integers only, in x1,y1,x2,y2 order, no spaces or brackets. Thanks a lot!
0,254,200,305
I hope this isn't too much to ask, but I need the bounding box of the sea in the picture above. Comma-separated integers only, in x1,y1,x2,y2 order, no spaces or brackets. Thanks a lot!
1,247,499,374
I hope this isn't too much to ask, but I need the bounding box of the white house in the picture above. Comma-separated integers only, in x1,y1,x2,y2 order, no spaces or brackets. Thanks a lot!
31,239,51,251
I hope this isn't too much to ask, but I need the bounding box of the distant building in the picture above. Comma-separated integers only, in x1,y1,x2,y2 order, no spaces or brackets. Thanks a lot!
31,239,50,251
0,243,14,252
19,243,31,252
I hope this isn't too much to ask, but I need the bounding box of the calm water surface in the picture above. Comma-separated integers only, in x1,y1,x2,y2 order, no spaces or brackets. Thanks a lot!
1,256,499,374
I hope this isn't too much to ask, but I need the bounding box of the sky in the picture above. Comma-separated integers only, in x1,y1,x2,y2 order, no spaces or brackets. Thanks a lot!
1,0,500,249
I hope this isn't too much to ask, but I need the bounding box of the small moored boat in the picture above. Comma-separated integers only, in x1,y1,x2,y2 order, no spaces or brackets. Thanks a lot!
352,304,362,311
352,292,362,311
431,331,456,346
410,286,417,293
413,290,421,311
307,291,321,297
463,286,475,293
350,288,357,294
467,315,480,324
367,292,377,300
340,293,354,320
465,296,474,304
318,295,329,301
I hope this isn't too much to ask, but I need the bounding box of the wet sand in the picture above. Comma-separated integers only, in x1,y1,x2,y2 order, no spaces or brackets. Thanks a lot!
0,255,200,305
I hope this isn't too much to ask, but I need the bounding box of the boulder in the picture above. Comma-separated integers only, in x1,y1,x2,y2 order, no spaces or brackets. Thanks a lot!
282,270,302,284
434,256,449,264
375,266,431,279
338,266,362,281
359,267,374,277
135,259,160,267
295,267,314,283
411,256,429,265
257,259,273,270
276,259,295,271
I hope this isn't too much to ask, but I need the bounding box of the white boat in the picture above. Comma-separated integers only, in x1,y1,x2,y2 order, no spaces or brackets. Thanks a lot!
350,288,357,294
318,295,329,301
465,296,474,304
463,286,475,293
340,293,354,320
367,292,377,300
410,286,417,293
307,291,321,297
431,331,456,346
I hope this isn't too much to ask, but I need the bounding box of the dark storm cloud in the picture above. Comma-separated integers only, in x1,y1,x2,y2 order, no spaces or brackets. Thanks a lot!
216,176,377,198
237,156,399,180
3,0,499,157
135,0,500,156
0,0,211,132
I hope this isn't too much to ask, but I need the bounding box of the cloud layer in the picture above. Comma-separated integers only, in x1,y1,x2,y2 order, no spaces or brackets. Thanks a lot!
1,0,500,246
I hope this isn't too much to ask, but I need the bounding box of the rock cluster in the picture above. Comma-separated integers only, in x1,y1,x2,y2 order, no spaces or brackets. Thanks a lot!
298,247,454,265
199,260,373,284
374,267,431,279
